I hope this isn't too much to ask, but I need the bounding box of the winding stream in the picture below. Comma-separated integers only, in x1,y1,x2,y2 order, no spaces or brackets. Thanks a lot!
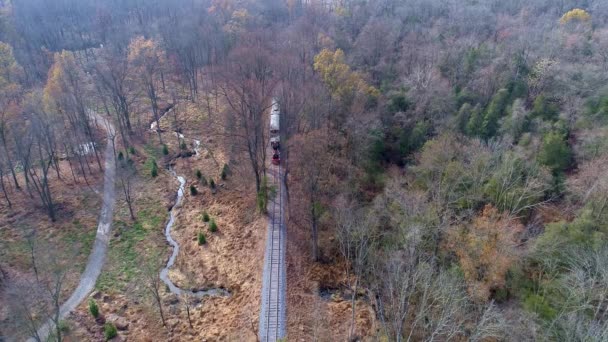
153,121,230,298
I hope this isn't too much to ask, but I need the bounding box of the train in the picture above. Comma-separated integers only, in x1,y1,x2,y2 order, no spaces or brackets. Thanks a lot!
270,98,280,165
270,98,280,134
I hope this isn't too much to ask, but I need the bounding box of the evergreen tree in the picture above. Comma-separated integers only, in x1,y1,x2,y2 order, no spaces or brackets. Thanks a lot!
538,131,572,172
482,88,510,138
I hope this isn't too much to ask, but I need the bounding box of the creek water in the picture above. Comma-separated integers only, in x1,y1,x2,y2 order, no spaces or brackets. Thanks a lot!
155,121,229,298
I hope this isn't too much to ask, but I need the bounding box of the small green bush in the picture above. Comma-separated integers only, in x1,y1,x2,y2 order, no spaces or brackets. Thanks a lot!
180,141,187,150
257,190,267,213
104,322,117,340
117,151,124,161
257,176,269,213
209,219,218,233
58,320,70,333
493,287,509,303
190,185,197,196
162,144,169,155
202,211,210,222
150,159,158,178
523,294,557,320
221,164,229,180
388,93,412,113
128,147,136,155
196,169,202,180
198,232,206,245
209,179,216,189
89,299,99,318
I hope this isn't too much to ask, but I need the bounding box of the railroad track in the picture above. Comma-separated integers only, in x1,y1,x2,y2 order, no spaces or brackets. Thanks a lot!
259,162,286,341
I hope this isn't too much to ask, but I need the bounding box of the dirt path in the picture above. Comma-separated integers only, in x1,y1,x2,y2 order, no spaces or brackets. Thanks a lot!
33,111,116,341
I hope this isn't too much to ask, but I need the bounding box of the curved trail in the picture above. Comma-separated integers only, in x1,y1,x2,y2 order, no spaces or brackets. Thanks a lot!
33,111,117,341
155,125,229,298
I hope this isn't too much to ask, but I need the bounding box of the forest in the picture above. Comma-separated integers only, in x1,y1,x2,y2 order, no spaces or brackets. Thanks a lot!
1,0,608,340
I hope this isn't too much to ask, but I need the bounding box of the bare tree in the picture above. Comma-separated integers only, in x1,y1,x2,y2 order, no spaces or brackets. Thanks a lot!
141,253,167,327
335,202,375,340
180,271,198,330
216,33,276,193
6,278,46,342
117,157,137,220
292,130,330,261
7,234,75,342
93,47,135,143
128,36,167,143
27,110,59,221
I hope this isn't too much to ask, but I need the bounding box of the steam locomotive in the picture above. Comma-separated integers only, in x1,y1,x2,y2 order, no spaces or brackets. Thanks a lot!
270,99,280,165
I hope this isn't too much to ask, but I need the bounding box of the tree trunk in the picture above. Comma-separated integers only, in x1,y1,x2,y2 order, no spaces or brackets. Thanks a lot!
0,170,11,207
186,304,193,329
1,135,20,189
349,275,359,340
311,195,319,262
155,295,166,327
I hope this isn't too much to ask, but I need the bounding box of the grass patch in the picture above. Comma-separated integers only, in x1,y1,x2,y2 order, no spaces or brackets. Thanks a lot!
96,200,164,293
61,220,96,272
143,142,163,160
0,219,96,270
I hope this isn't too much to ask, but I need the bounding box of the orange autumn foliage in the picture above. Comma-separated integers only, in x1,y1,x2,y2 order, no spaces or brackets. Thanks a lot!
447,204,523,302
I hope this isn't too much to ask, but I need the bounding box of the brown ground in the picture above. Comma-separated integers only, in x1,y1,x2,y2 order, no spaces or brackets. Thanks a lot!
285,212,378,341
64,100,267,341
2,96,377,341
0,152,105,339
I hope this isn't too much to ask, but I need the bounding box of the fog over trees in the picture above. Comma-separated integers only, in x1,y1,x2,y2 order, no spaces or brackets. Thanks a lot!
2,0,608,340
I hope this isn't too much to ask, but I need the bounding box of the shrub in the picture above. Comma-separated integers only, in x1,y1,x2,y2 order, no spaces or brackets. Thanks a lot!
221,164,229,180
523,294,557,320
209,219,218,233
257,176,269,213
89,299,99,318
150,159,158,177
388,93,412,113
117,151,124,161
58,320,70,333
531,94,559,121
209,179,216,189
196,169,202,180
128,146,136,155
198,232,206,245
189,185,197,196
162,144,169,155
538,131,572,173
493,287,509,303
257,190,267,213
104,322,117,340
202,211,210,222
180,141,187,150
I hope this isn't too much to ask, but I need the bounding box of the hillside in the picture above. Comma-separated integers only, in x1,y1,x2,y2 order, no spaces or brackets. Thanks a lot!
1,0,608,341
